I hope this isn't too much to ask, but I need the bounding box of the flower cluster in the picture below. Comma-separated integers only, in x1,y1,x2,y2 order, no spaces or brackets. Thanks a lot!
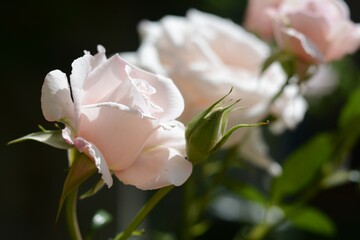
123,9,309,174
10,1,360,239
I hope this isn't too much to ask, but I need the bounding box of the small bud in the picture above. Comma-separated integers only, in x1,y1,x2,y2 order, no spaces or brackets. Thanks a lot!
185,88,268,164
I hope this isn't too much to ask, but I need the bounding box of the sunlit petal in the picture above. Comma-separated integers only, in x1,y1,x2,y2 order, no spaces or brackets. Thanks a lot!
41,70,75,127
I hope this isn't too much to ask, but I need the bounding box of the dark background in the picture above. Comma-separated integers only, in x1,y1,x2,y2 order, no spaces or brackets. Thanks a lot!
1,0,359,239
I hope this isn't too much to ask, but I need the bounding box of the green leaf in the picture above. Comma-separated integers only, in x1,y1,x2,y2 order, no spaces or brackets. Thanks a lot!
321,170,360,188
288,207,335,236
80,178,105,199
190,220,211,237
271,133,333,202
8,130,71,149
339,88,360,129
224,179,267,204
332,88,360,167
91,209,113,231
57,150,97,221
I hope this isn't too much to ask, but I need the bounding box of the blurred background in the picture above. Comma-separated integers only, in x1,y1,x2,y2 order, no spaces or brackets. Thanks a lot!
1,0,359,239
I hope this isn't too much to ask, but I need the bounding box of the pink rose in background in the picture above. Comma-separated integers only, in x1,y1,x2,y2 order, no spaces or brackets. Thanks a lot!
245,0,360,64
41,45,192,190
124,10,308,175
273,0,360,64
133,9,306,128
244,0,281,39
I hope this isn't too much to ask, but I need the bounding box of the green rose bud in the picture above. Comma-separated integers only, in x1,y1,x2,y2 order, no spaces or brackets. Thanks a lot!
185,88,269,164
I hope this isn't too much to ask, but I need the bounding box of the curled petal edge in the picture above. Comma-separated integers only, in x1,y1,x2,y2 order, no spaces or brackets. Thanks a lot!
74,137,113,187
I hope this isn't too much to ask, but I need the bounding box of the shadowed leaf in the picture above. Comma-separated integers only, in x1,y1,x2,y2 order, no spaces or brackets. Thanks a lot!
8,130,71,149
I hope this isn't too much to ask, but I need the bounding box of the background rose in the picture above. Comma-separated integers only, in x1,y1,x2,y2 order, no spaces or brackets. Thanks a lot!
124,10,308,174
274,0,360,64
41,45,192,190
244,0,281,40
245,0,360,64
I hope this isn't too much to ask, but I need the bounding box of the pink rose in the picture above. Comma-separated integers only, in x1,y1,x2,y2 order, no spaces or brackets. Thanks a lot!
271,0,360,64
245,0,360,64
41,45,192,190
244,0,282,39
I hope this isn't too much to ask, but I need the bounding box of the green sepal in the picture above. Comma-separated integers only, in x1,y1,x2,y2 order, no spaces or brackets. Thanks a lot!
80,178,105,200
211,121,269,153
185,88,233,141
185,89,234,163
185,88,268,164
8,129,71,149
56,149,97,222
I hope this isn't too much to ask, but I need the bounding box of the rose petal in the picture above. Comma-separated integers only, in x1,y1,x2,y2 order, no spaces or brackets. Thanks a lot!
270,84,308,133
41,70,75,127
325,22,360,61
74,137,113,187
123,60,185,122
114,122,192,190
188,9,270,70
287,10,331,56
239,128,282,176
80,55,125,105
78,102,158,171
79,55,152,117
244,0,281,39
115,148,192,190
275,26,323,64
69,53,93,123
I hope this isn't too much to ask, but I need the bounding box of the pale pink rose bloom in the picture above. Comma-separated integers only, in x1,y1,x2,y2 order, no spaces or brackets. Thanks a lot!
124,10,308,175
244,0,282,39
270,0,360,64
41,45,192,190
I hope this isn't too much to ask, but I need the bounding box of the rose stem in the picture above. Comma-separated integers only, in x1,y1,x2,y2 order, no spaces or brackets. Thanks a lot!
113,185,175,240
66,188,83,240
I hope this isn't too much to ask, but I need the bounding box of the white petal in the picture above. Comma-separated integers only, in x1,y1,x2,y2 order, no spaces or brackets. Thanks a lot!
91,45,107,69
304,65,338,97
70,53,93,122
270,85,308,133
41,70,75,127
80,55,135,105
115,121,192,190
127,65,185,121
115,148,192,190
74,137,113,187
78,102,159,171
87,55,184,121
239,128,282,176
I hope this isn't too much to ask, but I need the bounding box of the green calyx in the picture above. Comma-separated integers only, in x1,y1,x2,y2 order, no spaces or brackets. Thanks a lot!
185,88,268,164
